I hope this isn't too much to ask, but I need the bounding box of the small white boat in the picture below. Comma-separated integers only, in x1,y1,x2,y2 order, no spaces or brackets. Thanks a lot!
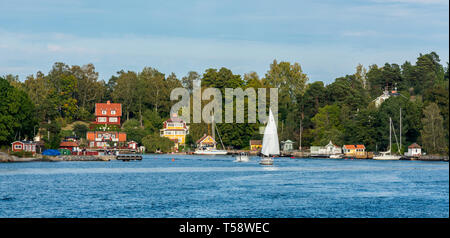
329,154,343,159
235,152,250,162
194,148,227,155
259,109,279,165
373,151,401,160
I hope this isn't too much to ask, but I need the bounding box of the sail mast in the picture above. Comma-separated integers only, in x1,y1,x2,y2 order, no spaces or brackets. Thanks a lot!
389,117,392,155
400,108,402,153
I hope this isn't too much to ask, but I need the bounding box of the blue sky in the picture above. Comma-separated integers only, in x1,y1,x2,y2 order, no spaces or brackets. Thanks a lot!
0,0,448,84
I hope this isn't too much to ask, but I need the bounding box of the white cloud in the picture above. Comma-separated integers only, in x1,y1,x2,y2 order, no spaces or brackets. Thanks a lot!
0,28,448,83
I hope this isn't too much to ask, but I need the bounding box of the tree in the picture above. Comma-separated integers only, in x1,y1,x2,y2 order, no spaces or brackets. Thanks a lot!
181,71,200,93
112,70,139,121
122,119,150,144
311,104,344,145
70,64,106,117
421,103,447,154
0,77,37,145
73,123,89,139
141,133,174,153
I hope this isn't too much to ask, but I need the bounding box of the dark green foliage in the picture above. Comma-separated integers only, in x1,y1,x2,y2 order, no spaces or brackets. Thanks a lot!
141,133,175,153
0,77,37,145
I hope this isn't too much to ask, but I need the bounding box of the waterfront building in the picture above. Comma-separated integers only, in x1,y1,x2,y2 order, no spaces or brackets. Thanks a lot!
250,140,262,151
86,131,127,148
196,134,216,149
11,141,36,154
310,140,342,156
59,141,80,152
160,114,189,149
281,140,295,152
86,101,127,148
127,141,138,150
343,144,366,157
405,143,422,157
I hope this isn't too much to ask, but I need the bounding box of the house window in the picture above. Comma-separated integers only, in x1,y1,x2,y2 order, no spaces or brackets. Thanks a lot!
109,117,118,122
111,110,116,115
102,110,107,115
14,144,22,149
98,117,107,122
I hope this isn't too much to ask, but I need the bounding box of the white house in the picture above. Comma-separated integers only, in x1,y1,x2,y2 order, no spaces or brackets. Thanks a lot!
404,143,422,157
310,141,342,156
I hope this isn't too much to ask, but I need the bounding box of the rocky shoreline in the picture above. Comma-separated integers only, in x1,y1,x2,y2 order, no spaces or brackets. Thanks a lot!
0,152,115,162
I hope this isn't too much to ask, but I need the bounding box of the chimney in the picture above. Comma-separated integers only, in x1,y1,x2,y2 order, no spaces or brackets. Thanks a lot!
107,100,110,104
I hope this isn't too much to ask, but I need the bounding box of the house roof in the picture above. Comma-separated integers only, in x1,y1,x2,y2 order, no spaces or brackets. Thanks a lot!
408,143,421,149
166,117,185,123
12,141,36,145
95,101,122,117
60,141,79,147
344,144,365,149
250,140,262,145
196,134,215,144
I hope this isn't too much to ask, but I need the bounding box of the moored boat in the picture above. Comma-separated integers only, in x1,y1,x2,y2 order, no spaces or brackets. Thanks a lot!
235,152,250,162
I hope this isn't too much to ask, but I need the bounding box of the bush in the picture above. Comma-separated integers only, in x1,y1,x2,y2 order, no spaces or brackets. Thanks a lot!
10,151,33,158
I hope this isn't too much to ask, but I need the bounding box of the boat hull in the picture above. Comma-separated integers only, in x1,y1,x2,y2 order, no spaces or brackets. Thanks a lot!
373,155,401,160
259,157,274,165
235,155,250,162
194,150,228,155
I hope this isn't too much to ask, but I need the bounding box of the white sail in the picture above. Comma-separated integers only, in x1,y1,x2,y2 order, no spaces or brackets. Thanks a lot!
261,109,280,156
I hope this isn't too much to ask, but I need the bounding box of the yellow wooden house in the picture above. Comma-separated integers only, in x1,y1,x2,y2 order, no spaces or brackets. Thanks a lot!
250,140,262,151
160,115,189,149
196,134,216,149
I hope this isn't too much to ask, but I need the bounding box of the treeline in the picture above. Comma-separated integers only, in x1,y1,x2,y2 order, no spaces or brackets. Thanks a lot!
0,52,448,154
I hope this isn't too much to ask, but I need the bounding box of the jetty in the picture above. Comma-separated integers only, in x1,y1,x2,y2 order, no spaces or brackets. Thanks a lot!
116,154,143,161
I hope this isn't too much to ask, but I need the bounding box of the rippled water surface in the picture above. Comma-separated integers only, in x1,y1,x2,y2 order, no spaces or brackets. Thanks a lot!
0,155,448,217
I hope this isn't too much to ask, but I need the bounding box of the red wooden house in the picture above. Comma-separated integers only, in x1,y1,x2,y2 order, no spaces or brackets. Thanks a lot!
87,101,127,148
93,100,122,125
11,141,37,154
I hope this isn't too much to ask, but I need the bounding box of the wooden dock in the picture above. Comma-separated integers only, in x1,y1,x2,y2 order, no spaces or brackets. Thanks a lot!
116,154,143,161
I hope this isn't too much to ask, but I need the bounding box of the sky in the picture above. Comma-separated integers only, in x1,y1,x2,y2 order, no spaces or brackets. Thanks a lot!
0,0,448,84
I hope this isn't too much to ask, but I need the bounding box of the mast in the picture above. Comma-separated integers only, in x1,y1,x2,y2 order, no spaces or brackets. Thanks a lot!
389,117,392,155
400,108,402,152
211,115,215,142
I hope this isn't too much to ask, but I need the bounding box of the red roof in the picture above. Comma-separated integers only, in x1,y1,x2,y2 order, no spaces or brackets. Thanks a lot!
95,101,122,117
408,143,421,149
250,140,262,145
60,141,79,147
344,145,365,149
166,117,184,123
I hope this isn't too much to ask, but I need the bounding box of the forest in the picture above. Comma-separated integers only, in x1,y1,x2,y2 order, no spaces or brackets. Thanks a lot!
0,52,448,155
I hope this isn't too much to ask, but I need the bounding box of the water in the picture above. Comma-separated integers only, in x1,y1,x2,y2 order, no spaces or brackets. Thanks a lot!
0,155,448,218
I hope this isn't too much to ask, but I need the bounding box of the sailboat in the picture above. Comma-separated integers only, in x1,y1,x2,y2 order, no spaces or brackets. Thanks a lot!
194,115,228,155
373,117,401,160
260,109,280,165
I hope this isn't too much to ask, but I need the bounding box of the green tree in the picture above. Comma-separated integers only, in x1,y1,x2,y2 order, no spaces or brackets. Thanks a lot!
421,103,447,154
311,104,344,145
0,77,37,145
141,133,174,153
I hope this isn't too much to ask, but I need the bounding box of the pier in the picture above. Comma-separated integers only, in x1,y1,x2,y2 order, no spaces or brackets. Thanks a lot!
116,154,143,161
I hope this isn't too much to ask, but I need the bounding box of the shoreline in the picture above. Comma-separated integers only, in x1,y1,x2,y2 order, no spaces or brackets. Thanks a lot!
1,152,448,163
